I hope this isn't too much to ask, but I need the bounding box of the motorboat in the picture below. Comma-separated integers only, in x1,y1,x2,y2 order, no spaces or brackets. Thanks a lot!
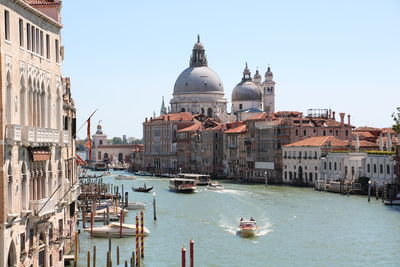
115,174,136,180
169,178,196,193
176,173,211,186
84,222,150,237
132,184,153,193
207,183,224,191
103,171,112,176
125,201,146,210
238,218,258,237
81,214,119,222
95,206,127,216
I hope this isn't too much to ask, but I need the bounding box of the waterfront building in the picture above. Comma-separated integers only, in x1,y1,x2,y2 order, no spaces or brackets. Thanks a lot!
143,112,196,173
90,123,136,166
320,152,396,185
223,122,247,178
0,1,78,266
282,136,378,185
130,144,144,172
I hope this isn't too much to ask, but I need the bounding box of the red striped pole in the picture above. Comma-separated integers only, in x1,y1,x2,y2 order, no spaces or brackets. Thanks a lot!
190,240,194,267
181,247,186,267
136,215,139,266
140,211,144,258
90,210,94,238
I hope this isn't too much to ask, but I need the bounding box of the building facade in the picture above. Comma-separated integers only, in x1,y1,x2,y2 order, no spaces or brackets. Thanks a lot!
1,1,78,266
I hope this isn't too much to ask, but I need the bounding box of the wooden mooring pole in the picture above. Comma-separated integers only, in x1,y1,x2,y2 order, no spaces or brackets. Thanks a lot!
136,215,140,266
181,247,186,267
140,210,144,258
153,192,157,221
93,245,96,267
190,240,194,267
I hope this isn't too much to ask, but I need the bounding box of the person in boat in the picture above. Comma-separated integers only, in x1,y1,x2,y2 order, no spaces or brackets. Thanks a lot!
240,218,243,222
250,217,254,221
144,183,146,189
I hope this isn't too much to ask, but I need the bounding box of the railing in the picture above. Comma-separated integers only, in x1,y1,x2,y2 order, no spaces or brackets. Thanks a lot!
30,197,56,216
68,184,80,203
62,130,70,144
6,124,22,142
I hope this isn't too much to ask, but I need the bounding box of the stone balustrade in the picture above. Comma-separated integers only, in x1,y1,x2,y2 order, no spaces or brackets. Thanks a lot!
6,124,70,145
29,197,56,217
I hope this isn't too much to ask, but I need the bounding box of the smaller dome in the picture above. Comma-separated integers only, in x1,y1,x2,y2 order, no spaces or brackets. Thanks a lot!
193,42,204,50
254,70,261,79
265,66,273,77
232,81,262,102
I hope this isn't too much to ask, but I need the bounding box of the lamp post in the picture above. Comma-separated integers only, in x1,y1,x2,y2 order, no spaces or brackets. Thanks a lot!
264,171,268,187
368,180,372,202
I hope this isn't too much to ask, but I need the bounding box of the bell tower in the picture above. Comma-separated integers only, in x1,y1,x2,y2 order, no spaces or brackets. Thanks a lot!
262,66,275,113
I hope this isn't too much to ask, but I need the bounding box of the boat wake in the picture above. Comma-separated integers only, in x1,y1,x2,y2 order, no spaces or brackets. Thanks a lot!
218,189,248,197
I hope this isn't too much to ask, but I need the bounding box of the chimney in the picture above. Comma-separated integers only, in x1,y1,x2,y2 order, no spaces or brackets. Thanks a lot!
145,118,147,122
329,109,332,119
332,111,336,120
339,113,345,126
347,114,351,125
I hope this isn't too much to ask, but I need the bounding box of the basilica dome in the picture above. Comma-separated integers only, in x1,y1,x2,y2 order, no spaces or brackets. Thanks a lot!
173,66,224,94
232,63,262,101
232,81,261,101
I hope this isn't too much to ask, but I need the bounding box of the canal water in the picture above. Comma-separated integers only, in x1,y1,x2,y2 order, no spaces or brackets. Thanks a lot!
78,171,400,267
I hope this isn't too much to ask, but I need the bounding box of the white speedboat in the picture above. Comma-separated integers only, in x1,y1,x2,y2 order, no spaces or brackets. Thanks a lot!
207,183,224,191
95,206,127,216
84,222,150,237
238,218,258,237
125,201,146,210
103,171,112,176
115,174,136,180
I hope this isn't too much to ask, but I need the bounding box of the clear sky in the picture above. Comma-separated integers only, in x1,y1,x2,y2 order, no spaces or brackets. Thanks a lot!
60,0,400,139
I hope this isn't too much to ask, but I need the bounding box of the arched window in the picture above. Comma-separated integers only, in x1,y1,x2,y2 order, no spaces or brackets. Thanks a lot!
47,161,52,197
181,108,185,112
380,164,383,174
207,108,212,117
47,86,51,128
387,164,390,174
57,161,63,198
201,108,204,114
28,77,33,126
367,164,371,173
40,82,46,127
118,153,123,162
373,164,377,173
7,163,13,213
21,163,28,211
20,76,26,126
6,71,12,124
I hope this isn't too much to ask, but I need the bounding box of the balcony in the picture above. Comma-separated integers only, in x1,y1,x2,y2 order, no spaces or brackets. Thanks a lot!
228,144,237,149
5,125,64,144
6,124,22,143
30,197,56,217
68,184,80,203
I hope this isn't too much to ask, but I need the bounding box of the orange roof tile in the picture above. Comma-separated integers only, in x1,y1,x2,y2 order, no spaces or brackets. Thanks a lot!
224,125,247,134
148,112,194,122
177,123,201,132
284,136,348,147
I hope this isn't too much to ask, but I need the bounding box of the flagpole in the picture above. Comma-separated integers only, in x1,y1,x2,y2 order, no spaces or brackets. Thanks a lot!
73,109,98,139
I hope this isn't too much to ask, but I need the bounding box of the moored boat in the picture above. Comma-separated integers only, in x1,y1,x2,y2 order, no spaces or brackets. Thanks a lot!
115,174,136,180
238,218,258,237
169,178,196,193
125,201,146,210
84,222,150,237
134,171,153,176
384,193,400,205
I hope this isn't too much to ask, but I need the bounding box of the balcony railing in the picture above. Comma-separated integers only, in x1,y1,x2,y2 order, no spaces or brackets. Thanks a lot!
6,124,22,142
30,197,56,217
6,125,64,144
68,184,80,203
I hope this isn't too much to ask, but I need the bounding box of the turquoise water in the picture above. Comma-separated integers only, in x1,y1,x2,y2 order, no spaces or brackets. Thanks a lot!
77,171,400,267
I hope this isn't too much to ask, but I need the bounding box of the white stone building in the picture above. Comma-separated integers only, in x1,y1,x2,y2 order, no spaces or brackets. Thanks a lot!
321,152,396,185
1,1,78,266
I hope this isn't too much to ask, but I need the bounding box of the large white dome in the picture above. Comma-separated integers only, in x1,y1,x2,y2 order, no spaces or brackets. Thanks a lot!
173,66,224,95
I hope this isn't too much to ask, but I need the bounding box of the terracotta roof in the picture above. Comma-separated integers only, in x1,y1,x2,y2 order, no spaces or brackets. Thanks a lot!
24,0,60,6
352,131,375,139
224,124,247,134
244,112,267,121
284,136,348,147
178,123,201,132
274,111,303,118
354,126,381,132
148,112,194,122
381,128,397,134
358,140,379,148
